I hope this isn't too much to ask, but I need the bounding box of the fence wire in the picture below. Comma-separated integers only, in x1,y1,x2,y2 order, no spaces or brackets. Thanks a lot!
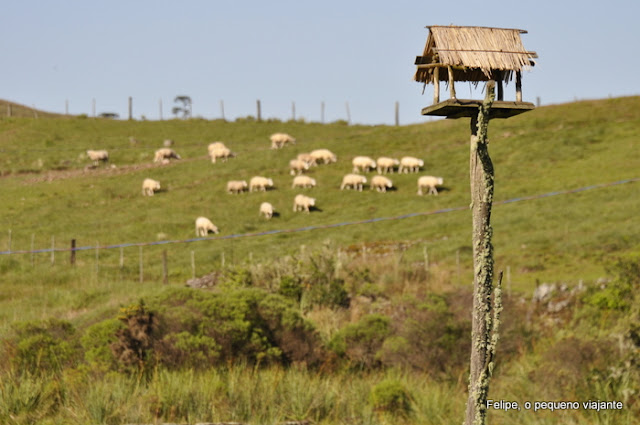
1,177,638,256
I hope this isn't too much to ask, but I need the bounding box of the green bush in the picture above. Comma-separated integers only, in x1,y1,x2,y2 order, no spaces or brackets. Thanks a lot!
329,314,391,369
583,255,640,310
369,379,413,417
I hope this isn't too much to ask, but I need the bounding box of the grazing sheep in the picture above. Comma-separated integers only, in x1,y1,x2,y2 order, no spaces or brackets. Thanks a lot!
207,141,227,153
371,175,394,192
399,156,424,173
292,175,316,189
163,139,174,147
376,157,400,174
195,216,219,237
259,202,275,219
340,174,367,191
352,156,377,173
296,152,317,167
141,178,161,196
86,149,109,166
249,176,274,192
270,133,296,149
154,148,181,163
289,158,310,176
227,180,248,194
309,148,337,164
417,176,444,195
293,194,316,213
209,147,235,163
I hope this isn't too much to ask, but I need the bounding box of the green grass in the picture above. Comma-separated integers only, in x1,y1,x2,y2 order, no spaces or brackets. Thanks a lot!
1,97,640,331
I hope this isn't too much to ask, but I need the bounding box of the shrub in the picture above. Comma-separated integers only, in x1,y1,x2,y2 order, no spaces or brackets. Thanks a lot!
369,379,413,418
329,314,391,369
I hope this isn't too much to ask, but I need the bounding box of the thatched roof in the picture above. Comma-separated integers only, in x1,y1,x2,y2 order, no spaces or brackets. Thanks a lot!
414,26,537,84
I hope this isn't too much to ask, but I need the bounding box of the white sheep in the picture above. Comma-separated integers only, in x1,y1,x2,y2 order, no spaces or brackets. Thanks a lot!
226,180,248,194
163,139,174,147
371,175,393,192
376,157,400,174
195,216,219,236
309,148,337,164
259,202,275,219
340,174,367,191
141,178,161,196
207,141,227,153
296,152,317,167
293,194,316,213
209,146,235,163
270,133,296,149
289,158,310,176
399,156,424,173
249,176,274,192
292,175,316,189
417,176,444,195
352,156,377,173
86,149,109,166
154,148,181,163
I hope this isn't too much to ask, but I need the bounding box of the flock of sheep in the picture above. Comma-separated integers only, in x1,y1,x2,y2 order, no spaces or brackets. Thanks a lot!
86,132,444,237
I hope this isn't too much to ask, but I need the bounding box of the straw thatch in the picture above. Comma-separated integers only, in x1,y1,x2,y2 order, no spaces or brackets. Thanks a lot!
414,26,537,84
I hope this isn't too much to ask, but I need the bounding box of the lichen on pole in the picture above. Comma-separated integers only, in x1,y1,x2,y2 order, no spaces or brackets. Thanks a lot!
464,80,503,425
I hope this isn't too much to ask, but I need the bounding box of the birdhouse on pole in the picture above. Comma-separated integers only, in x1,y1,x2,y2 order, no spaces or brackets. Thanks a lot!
414,25,537,119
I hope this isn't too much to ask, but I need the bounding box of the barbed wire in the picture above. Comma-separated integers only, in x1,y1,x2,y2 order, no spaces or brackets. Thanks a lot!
1,177,638,256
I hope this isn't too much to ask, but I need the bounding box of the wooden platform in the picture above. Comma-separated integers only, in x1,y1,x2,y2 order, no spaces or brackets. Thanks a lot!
421,98,535,119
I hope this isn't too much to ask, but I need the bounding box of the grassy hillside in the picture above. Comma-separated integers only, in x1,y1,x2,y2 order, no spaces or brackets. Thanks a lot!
1,97,639,424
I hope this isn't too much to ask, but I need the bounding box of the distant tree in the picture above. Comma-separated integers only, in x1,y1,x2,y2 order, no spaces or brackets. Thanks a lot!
172,95,192,119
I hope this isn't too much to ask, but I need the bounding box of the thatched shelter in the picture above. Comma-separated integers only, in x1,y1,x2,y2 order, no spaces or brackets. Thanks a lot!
414,25,537,118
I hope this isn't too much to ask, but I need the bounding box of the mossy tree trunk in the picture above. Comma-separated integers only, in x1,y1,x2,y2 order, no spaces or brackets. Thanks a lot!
464,80,503,425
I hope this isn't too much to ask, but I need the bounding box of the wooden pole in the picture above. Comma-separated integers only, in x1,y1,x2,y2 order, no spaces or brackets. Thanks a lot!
31,234,35,267
394,101,399,126
292,101,296,121
256,99,262,121
51,236,55,266
447,66,457,99
120,247,124,269
7,230,11,253
220,100,225,120
433,67,440,104
162,250,168,284
128,97,133,120
65,100,69,115
321,101,325,123
139,245,143,283
92,98,96,117
345,102,351,124
515,71,523,102
7,104,11,117
70,239,76,266
464,80,502,425
191,250,196,279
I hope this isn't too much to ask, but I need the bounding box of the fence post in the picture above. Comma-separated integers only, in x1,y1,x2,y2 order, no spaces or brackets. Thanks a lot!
120,247,124,269
191,250,196,279
159,98,163,120
220,100,225,121
256,99,262,121
95,242,100,279
423,245,429,272
70,239,76,266
7,104,11,117
139,245,143,283
128,96,133,120
65,100,69,115
321,101,325,123
92,98,96,117
31,234,35,266
8,229,11,253
291,101,296,121
345,101,351,124
395,101,399,126
162,250,168,284
51,236,55,266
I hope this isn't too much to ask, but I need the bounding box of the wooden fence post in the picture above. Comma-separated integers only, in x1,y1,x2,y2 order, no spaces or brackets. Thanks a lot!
220,100,225,120
51,236,55,266
345,101,351,124
139,245,143,283
162,250,168,284
8,229,11,253
128,97,133,120
31,234,35,266
321,101,325,123
256,99,262,121
395,101,399,126
70,239,76,266
191,250,196,279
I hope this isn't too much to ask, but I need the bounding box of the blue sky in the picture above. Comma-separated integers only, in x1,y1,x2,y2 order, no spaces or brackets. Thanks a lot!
2,0,639,125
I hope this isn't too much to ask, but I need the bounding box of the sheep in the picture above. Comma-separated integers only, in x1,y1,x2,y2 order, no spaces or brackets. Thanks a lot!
259,202,275,219
141,178,161,196
249,176,274,192
293,194,316,213
399,156,424,173
371,175,394,192
226,180,248,194
207,141,227,153
340,174,367,191
195,216,219,237
163,139,174,147
86,149,109,166
270,133,296,149
292,175,316,189
309,148,337,164
154,148,181,163
289,158,310,176
417,176,444,195
376,157,400,174
296,152,317,167
209,146,235,163
352,156,377,173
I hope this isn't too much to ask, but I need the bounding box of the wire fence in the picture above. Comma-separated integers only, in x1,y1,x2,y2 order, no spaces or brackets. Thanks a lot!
2,176,638,257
